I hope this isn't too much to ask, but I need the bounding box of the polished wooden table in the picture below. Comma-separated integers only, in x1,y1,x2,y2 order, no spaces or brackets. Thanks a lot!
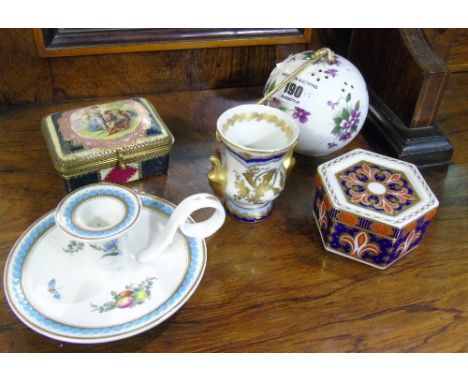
0,80,467,352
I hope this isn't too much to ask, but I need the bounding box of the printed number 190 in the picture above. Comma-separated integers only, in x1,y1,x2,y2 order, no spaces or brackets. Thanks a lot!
284,82,303,98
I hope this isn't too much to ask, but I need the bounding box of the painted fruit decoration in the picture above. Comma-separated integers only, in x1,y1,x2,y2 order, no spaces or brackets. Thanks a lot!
90,277,156,313
264,50,369,156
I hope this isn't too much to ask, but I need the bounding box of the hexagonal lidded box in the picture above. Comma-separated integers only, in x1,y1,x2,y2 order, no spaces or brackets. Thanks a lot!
313,149,439,269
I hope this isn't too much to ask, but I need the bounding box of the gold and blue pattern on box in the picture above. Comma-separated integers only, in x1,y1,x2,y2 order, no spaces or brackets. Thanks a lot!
313,149,438,269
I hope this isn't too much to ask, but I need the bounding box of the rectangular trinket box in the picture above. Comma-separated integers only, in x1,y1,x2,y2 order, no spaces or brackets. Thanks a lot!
313,149,439,269
42,98,174,192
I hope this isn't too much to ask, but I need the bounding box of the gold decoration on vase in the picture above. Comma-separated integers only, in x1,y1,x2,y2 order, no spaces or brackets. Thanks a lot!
207,149,227,198
210,103,300,222
282,147,296,176
233,166,285,204
220,112,294,142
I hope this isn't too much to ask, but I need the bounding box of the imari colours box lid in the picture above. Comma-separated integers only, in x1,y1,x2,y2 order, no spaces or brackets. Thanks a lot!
41,98,174,181
313,148,439,269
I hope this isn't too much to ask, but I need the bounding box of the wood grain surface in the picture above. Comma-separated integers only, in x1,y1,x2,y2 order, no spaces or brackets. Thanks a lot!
348,29,448,129
0,75,467,352
424,28,468,73
0,29,311,106
34,28,312,57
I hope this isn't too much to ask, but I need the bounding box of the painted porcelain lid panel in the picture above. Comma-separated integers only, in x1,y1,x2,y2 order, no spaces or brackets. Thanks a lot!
318,149,439,228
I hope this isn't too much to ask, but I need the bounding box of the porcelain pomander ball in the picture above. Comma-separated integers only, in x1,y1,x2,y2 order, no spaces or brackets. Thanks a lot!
264,50,369,156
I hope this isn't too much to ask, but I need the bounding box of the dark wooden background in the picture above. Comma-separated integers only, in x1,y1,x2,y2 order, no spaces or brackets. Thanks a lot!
0,29,314,106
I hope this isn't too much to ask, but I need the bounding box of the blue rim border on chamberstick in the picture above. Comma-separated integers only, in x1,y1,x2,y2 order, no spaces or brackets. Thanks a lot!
6,195,204,342
62,187,139,239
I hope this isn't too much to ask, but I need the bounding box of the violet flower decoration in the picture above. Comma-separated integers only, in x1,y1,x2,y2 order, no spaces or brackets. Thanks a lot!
327,100,338,110
270,97,282,108
292,107,311,123
340,108,361,130
351,109,361,125
340,119,352,130
324,68,338,78
337,106,361,142
339,131,352,141
331,58,342,66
